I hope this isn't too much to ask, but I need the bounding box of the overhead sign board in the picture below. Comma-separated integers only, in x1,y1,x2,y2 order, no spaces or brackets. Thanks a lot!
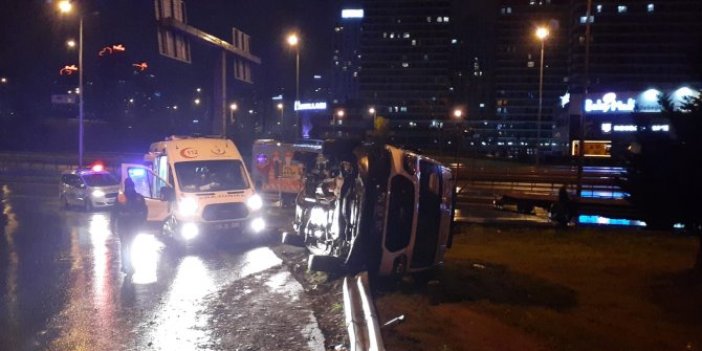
155,0,191,63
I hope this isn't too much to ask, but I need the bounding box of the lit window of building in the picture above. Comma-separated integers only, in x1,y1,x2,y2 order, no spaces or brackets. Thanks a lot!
618,5,627,13
647,3,655,12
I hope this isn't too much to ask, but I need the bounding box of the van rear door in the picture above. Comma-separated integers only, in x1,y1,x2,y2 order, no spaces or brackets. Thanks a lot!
120,164,171,222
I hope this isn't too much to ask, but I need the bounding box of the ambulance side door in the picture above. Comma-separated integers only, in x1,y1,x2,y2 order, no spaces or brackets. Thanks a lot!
120,163,171,222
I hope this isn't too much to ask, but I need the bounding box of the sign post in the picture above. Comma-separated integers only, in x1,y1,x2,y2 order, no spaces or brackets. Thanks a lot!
154,0,261,137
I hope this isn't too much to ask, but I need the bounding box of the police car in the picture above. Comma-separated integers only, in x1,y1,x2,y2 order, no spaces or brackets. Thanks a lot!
59,164,120,211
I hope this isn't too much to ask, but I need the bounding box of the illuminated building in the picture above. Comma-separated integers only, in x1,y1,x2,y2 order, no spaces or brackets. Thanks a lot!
331,5,363,104
493,0,569,154
359,0,452,122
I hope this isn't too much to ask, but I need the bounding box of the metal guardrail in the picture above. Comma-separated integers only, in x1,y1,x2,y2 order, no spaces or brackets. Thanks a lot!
343,272,385,351
0,151,142,176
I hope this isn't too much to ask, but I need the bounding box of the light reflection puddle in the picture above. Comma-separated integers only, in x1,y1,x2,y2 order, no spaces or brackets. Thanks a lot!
148,247,282,350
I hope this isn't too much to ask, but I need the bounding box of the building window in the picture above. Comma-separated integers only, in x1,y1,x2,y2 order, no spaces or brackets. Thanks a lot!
596,4,602,13
437,16,443,23
618,5,627,13
403,32,410,39
647,3,654,12
427,16,432,22
580,15,595,24
443,17,450,23
411,39,417,46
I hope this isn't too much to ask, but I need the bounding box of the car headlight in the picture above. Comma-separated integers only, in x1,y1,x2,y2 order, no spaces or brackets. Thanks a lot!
309,207,327,226
178,197,199,216
250,217,266,233
246,194,263,211
91,190,106,198
181,223,199,240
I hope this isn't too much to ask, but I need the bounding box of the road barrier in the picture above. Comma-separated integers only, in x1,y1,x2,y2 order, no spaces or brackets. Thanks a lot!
0,151,142,177
343,272,385,351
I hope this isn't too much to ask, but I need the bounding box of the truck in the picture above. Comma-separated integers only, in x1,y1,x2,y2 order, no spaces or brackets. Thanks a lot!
120,136,266,243
251,139,322,206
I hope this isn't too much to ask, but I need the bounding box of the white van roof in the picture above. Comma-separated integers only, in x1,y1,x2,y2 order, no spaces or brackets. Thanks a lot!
147,137,242,162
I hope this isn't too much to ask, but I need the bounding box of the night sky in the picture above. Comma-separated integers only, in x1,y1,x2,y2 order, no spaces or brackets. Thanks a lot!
0,0,489,117
0,0,338,114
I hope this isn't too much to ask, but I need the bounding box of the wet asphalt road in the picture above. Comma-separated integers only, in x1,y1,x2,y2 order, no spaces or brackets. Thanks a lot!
0,177,325,351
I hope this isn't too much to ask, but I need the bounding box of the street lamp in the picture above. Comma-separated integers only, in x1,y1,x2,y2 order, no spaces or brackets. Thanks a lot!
276,103,284,126
368,107,376,126
0,77,7,84
287,33,300,136
66,39,76,48
286,34,300,101
452,108,464,180
194,98,201,105
535,26,550,166
335,109,345,124
58,0,85,168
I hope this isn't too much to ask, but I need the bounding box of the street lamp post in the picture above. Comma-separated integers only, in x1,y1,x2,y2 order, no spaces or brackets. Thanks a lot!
276,102,284,128
287,33,300,137
369,107,376,131
535,26,550,167
335,109,345,134
453,108,464,180
58,0,85,168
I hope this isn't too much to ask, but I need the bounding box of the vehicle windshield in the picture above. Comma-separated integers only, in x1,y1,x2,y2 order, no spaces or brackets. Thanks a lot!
82,173,119,187
175,160,249,193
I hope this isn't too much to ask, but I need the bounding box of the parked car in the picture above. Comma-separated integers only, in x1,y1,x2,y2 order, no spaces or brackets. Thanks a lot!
59,165,120,211
285,139,455,278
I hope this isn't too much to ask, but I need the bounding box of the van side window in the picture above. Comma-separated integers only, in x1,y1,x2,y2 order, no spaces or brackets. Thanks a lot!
385,175,415,252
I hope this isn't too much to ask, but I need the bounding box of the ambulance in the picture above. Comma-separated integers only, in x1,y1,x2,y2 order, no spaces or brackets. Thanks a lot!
121,136,265,242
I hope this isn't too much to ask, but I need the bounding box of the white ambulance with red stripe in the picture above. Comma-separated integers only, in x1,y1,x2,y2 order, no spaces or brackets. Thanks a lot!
122,136,265,242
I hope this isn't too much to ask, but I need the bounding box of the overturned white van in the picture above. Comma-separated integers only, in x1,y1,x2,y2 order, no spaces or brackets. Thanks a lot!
121,136,266,242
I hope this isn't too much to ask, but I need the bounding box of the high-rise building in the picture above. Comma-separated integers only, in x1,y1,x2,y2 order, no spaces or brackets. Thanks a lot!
493,0,570,151
360,0,452,122
331,6,364,104
559,0,702,157
568,0,702,94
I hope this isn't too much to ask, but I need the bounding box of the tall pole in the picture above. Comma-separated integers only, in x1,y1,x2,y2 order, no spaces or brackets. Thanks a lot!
295,49,300,103
576,0,593,200
536,39,545,167
78,15,84,168
295,48,300,138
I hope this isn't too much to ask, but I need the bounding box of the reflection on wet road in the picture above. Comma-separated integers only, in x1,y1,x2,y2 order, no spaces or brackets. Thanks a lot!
0,179,323,350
